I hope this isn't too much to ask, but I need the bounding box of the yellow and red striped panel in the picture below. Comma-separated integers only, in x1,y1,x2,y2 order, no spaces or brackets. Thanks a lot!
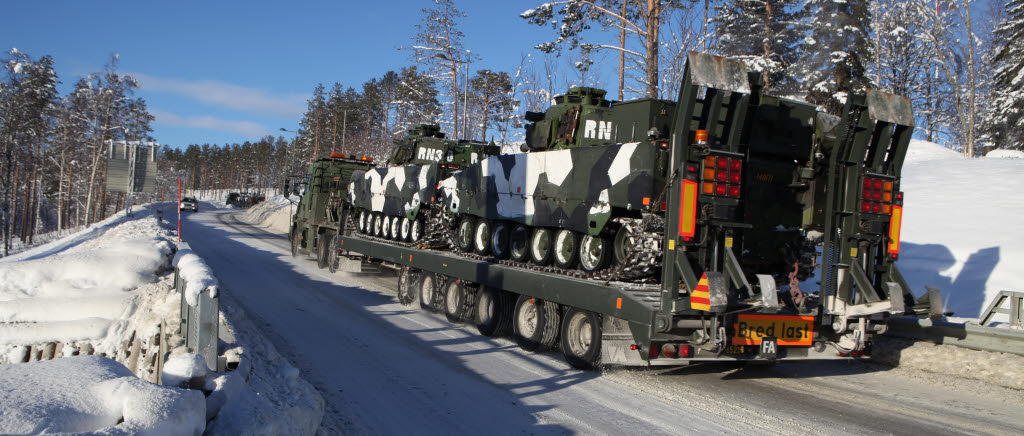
690,273,711,311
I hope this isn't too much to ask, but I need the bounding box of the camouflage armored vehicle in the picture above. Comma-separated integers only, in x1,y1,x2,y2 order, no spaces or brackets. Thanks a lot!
287,152,375,270
347,124,500,243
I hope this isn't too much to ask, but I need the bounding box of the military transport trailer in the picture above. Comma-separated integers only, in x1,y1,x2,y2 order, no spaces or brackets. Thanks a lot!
347,124,500,244
286,152,376,271
326,52,935,370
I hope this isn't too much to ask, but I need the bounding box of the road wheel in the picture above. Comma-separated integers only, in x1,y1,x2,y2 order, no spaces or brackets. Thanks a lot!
399,217,411,241
529,228,553,266
418,273,439,312
513,295,560,351
579,234,611,273
410,218,424,242
509,224,529,262
456,216,475,252
383,216,394,239
491,222,511,259
560,308,602,370
473,219,492,255
396,268,418,306
443,280,475,323
553,230,580,269
475,286,512,337
389,216,401,240
358,210,368,233
612,225,629,265
317,233,332,269
373,213,385,237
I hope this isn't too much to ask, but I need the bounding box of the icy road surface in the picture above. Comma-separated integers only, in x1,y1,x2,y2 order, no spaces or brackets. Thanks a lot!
181,204,1024,435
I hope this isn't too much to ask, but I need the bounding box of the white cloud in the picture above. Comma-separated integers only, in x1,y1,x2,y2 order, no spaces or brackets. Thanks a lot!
151,110,270,138
134,73,307,119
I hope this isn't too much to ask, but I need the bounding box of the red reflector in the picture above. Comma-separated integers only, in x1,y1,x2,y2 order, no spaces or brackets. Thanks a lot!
874,179,883,189
716,171,727,182
728,185,740,197
716,184,727,195
861,202,871,212
863,179,872,188
630,344,639,351
729,159,742,171
679,345,693,358
717,158,728,169
660,202,667,211
729,172,741,184
862,188,871,199
873,191,882,201
871,203,881,213
686,165,697,173
649,345,659,359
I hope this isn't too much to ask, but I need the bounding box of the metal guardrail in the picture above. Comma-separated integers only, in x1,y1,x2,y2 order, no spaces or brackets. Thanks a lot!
885,317,1024,357
174,243,220,372
979,291,1023,328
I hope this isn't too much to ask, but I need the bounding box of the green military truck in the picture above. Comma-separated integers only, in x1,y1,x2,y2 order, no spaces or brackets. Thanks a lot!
287,152,376,271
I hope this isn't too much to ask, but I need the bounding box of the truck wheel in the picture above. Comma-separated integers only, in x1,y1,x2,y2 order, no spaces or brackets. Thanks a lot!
491,222,511,259
399,218,411,241
419,274,438,312
553,230,580,269
291,228,301,257
317,234,331,269
579,234,611,272
529,228,553,266
560,308,602,370
396,268,418,306
473,220,492,255
456,216,475,252
410,218,424,242
509,224,530,262
513,295,560,351
444,280,475,323
327,235,340,273
475,286,512,337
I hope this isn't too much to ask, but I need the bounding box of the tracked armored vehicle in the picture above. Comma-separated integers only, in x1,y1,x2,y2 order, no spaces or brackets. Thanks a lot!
348,124,500,243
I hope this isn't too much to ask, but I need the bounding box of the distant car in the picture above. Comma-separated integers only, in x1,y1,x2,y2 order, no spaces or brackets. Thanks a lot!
179,197,198,212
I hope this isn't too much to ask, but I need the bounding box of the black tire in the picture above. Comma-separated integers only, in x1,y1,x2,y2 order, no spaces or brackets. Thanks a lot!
290,228,301,257
529,228,553,266
443,280,475,323
396,268,418,306
327,235,340,273
419,273,439,312
473,219,492,255
410,218,424,242
509,224,530,262
553,229,580,269
475,286,513,337
456,216,476,252
491,222,511,259
560,308,602,370
612,225,629,265
513,295,561,351
578,234,612,272
317,233,332,269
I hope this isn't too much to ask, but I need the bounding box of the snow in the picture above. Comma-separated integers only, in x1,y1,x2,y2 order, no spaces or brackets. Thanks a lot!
898,139,1024,320
240,194,294,234
161,353,209,388
0,356,205,435
172,248,218,306
986,149,1024,159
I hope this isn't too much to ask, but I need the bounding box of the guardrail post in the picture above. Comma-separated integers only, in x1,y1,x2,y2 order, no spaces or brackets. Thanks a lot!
980,291,1024,328
175,243,220,372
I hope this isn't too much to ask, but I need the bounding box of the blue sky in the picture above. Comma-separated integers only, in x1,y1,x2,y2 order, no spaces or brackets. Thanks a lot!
1,0,553,149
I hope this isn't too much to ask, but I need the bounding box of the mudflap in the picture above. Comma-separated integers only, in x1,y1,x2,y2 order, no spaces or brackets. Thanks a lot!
600,316,649,366
336,256,364,273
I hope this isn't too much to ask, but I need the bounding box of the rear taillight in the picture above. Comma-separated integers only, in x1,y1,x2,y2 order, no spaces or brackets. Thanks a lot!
701,155,743,198
860,175,894,216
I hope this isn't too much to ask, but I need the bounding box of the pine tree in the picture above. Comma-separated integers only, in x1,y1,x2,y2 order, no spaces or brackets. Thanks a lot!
712,0,804,93
986,0,1024,149
468,70,517,141
797,0,873,114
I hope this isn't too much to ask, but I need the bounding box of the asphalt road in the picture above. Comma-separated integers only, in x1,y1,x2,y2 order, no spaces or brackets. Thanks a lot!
181,205,1024,435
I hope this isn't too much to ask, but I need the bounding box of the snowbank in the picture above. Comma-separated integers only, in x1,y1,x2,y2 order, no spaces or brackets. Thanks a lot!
985,149,1024,159
241,194,294,234
0,356,205,435
898,140,1024,319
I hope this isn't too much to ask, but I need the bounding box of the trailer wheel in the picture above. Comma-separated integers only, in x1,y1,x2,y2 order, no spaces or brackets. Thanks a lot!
509,224,530,262
399,217,411,241
475,286,512,337
579,234,611,272
419,274,439,312
410,218,424,242
473,220,492,255
456,216,476,252
553,230,580,269
513,295,560,351
529,228,553,266
444,280,475,323
491,222,511,259
396,268,418,306
560,308,602,370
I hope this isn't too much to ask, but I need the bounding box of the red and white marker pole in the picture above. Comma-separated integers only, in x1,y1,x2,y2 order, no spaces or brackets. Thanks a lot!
177,177,182,242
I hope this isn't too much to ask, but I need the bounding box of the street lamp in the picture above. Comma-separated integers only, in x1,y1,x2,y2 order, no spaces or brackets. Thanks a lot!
433,51,471,141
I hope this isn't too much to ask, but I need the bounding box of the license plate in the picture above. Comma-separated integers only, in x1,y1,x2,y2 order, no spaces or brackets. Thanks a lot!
733,314,814,346
724,345,749,354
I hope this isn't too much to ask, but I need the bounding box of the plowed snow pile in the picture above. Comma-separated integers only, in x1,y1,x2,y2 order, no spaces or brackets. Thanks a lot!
241,195,294,234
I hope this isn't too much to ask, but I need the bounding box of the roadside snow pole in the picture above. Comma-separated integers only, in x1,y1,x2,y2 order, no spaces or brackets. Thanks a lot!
177,177,182,242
